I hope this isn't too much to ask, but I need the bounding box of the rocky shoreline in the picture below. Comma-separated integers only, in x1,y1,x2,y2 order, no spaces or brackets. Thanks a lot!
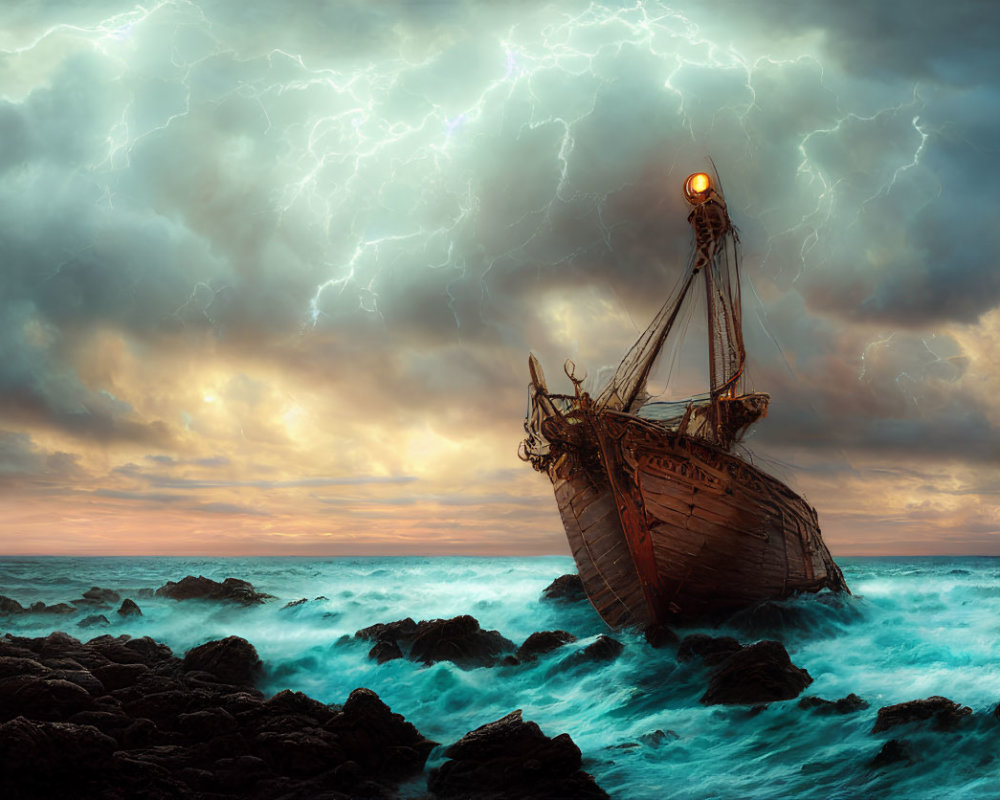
2,572,995,798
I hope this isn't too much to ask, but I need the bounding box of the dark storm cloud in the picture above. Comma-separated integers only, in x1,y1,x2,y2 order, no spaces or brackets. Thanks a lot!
704,0,1000,85
0,0,997,500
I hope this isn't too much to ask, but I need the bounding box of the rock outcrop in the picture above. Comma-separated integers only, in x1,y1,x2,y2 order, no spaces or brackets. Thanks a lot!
0,631,434,799
428,710,610,800
155,575,275,605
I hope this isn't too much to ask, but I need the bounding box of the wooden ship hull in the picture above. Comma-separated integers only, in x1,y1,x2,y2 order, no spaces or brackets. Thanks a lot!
547,411,846,627
521,170,848,628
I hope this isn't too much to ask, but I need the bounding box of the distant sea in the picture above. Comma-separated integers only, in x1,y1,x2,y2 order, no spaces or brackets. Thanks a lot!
3,555,1000,799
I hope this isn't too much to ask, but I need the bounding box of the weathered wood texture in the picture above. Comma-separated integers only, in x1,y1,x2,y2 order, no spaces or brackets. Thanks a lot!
550,454,650,628
546,410,848,627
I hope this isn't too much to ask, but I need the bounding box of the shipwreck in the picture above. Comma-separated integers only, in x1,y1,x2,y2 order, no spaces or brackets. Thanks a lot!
520,171,849,627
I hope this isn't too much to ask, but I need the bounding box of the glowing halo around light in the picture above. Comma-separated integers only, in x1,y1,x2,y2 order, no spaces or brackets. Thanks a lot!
684,172,712,203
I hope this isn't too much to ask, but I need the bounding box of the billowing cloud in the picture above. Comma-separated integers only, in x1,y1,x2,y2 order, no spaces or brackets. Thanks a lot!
0,0,997,555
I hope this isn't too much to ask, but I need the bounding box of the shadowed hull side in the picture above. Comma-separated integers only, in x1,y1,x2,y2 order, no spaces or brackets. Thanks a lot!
549,458,651,628
547,412,848,627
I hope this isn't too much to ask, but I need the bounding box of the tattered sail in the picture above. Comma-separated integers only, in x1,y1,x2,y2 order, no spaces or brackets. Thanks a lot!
521,170,848,628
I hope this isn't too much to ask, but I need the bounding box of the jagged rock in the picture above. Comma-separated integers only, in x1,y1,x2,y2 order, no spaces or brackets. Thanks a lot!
643,623,680,648
0,595,25,615
799,693,869,714
354,617,418,643
678,634,744,666
117,599,142,617
428,709,609,800
324,688,437,782
0,633,436,799
78,614,110,628
872,696,973,733
281,598,309,610
701,640,812,705
869,738,913,768
541,574,587,603
182,637,262,687
517,631,577,661
155,575,274,605
369,639,403,664
409,615,516,668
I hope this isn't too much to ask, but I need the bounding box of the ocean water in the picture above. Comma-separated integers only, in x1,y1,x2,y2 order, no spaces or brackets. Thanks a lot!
2,555,1000,799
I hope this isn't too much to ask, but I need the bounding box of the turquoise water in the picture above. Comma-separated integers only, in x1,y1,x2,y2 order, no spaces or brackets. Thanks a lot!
2,555,1000,799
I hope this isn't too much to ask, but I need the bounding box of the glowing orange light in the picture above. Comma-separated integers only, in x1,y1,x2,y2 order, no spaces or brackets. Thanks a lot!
684,172,712,203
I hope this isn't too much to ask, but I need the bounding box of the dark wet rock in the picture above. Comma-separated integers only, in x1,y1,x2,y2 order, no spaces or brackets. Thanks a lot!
0,656,49,679
0,675,95,722
409,615,516,668
369,638,403,664
324,687,437,781
799,693,870,715
541,574,587,603
93,662,151,691
282,598,309,609
155,575,274,605
0,595,25,615
870,738,913,768
0,717,117,793
84,586,121,604
701,640,812,705
872,696,973,733
182,636,262,687
678,634,744,666
639,729,679,747
28,601,75,615
117,598,142,617
579,635,623,662
78,614,110,628
428,709,610,800
355,617,419,643
263,690,337,723
0,631,436,798
643,623,680,648
517,630,577,661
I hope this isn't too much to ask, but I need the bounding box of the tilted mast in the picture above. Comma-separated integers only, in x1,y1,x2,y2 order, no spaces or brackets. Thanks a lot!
596,172,764,448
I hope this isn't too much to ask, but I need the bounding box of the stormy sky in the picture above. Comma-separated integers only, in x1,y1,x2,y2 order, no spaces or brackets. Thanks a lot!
1,0,998,556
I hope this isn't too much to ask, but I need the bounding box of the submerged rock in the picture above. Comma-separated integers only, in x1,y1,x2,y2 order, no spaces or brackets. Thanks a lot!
77,614,110,629
83,587,121,604
869,738,913,768
872,696,973,733
0,595,25,615
116,598,142,617
643,623,680,649
428,709,610,800
678,634,744,666
517,630,577,662
701,641,812,706
28,602,75,615
155,575,274,605
356,615,515,668
541,574,587,603
799,693,869,715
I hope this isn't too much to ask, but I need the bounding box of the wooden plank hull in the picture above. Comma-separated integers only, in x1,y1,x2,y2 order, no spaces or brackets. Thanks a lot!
546,411,848,627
